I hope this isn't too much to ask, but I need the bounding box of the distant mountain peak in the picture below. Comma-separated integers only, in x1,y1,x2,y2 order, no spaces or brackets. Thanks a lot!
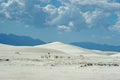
0,33,46,46
71,42,120,52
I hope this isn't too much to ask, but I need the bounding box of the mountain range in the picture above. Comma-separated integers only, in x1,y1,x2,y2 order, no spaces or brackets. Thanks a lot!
0,33,45,46
0,33,120,52
71,42,120,52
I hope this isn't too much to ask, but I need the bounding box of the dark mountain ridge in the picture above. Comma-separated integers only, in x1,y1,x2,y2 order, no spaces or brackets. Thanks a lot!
71,42,120,52
0,33,45,46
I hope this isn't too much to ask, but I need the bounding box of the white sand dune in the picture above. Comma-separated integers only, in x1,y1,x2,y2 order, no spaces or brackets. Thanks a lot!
0,42,120,80
35,42,103,56
111,53,120,57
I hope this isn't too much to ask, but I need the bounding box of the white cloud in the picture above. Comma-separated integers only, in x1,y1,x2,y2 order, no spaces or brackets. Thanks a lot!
43,4,57,14
69,0,120,10
82,9,110,27
4,11,11,19
58,21,74,32
0,0,120,32
58,25,71,32
1,0,14,8
110,12,120,31
15,0,24,6
43,0,120,32
1,0,24,8
45,4,87,31
68,21,74,27
0,0,48,27
58,6,69,15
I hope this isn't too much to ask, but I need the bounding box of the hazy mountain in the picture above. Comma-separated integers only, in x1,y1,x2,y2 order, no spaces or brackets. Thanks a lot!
0,34,45,46
71,42,120,52
0,33,120,52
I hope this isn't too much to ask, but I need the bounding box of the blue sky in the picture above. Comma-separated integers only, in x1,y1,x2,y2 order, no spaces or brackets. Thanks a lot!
0,0,120,45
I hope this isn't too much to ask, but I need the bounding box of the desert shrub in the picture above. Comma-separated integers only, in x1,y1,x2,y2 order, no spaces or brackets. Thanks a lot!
15,52,20,54
41,56,44,58
87,63,93,66
5,59,10,61
113,64,119,66
68,56,71,59
54,56,59,59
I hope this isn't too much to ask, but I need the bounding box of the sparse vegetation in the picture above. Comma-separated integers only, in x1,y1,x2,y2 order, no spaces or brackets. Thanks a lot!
0,58,10,61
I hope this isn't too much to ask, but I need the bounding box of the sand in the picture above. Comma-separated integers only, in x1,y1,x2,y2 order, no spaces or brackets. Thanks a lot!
0,42,120,80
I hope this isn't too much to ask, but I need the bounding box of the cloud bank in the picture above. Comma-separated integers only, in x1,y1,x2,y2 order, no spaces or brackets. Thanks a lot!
0,0,120,32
